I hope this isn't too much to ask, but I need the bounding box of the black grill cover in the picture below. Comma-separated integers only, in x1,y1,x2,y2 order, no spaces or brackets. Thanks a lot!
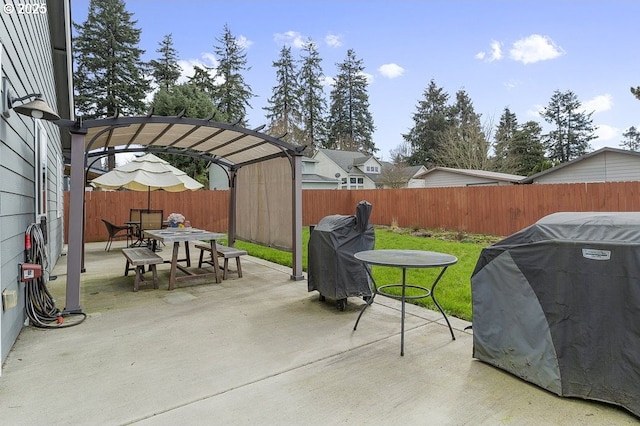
471,212,640,418
307,201,375,300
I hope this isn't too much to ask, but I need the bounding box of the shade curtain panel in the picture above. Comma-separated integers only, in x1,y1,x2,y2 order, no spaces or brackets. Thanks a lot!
235,157,293,251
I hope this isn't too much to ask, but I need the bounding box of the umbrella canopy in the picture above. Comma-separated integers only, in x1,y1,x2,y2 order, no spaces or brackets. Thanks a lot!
91,153,204,207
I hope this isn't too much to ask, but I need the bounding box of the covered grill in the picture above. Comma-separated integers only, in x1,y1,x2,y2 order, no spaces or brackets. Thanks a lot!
471,212,640,417
307,201,375,311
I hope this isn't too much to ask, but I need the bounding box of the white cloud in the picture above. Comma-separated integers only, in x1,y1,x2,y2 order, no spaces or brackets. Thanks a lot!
236,35,253,50
378,63,404,79
583,94,613,114
324,72,372,86
528,104,545,119
490,40,503,61
177,53,222,85
504,79,520,89
594,124,618,141
325,33,342,47
476,40,502,62
322,75,335,87
274,30,307,48
510,34,564,64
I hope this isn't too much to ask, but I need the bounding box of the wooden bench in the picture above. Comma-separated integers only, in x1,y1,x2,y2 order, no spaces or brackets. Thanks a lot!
122,247,164,291
195,242,247,279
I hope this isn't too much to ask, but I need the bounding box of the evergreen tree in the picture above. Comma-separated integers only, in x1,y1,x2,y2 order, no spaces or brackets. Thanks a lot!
188,65,217,98
73,0,150,119
402,79,451,167
264,46,304,145
149,33,182,91
541,90,596,163
150,83,218,184
327,49,376,153
507,121,547,176
151,83,216,119
632,86,640,101
620,126,640,151
299,39,327,152
211,24,254,126
493,107,518,171
435,89,490,169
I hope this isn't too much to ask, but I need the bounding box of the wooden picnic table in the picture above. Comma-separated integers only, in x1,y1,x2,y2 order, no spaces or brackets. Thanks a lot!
143,228,226,290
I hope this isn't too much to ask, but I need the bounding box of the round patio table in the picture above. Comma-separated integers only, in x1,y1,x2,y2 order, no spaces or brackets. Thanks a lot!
353,249,458,356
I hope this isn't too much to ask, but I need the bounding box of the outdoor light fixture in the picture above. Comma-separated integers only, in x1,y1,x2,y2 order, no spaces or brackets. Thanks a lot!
2,77,60,121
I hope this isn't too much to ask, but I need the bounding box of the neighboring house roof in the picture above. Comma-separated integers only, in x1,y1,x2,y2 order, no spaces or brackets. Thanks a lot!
373,162,426,186
520,147,640,183
379,162,425,180
318,149,376,173
416,167,525,183
401,165,425,179
302,174,340,183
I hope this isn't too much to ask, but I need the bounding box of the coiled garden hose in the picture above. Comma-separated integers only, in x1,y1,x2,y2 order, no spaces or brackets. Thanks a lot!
24,223,86,328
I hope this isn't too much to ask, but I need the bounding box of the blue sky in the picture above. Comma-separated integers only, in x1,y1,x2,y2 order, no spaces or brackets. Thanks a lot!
71,0,640,160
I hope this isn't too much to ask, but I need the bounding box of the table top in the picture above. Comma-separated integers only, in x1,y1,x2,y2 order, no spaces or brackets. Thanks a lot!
143,228,226,243
354,249,457,268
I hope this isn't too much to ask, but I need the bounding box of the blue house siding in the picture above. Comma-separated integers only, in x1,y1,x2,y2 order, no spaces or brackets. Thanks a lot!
0,1,69,366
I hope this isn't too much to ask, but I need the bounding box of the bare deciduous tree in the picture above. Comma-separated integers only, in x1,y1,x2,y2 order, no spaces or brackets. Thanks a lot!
434,118,494,170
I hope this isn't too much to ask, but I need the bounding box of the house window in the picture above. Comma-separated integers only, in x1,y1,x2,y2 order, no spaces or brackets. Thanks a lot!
35,123,48,219
345,176,364,189
340,176,365,189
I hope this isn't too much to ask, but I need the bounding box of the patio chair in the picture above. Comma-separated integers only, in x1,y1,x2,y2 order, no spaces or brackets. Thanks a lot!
101,219,133,252
129,208,143,246
140,210,164,250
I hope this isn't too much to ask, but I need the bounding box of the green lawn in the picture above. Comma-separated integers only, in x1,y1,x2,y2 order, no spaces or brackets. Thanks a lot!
235,227,499,321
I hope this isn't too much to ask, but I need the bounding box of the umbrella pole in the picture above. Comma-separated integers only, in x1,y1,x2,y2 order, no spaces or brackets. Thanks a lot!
147,187,151,210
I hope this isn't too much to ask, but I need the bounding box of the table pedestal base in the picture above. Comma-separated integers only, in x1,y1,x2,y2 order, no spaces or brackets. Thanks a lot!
354,266,455,356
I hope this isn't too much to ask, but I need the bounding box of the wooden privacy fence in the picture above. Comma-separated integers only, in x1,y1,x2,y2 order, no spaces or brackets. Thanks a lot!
65,190,229,243
66,181,640,243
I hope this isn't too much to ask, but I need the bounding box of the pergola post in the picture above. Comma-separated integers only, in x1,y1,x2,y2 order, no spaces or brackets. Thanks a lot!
228,168,237,246
64,129,87,313
291,154,304,280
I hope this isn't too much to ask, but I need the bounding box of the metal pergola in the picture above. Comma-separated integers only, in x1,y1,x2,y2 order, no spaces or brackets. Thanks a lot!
58,114,306,313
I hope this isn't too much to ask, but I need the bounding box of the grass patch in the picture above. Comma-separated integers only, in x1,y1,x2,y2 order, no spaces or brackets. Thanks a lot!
235,227,501,322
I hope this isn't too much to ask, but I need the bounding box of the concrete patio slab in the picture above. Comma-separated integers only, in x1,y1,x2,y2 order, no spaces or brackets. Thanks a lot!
0,242,636,425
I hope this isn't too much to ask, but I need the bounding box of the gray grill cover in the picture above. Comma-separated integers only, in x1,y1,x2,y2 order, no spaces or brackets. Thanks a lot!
307,201,375,299
471,212,640,417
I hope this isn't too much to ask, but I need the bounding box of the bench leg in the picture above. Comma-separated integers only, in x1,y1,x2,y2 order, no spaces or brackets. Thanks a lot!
198,249,205,268
223,258,229,280
134,265,145,292
125,260,131,276
236,257,243,278
150,264,159,289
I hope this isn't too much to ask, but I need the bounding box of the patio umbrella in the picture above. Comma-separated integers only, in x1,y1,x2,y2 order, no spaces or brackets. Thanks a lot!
90,153,204,208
